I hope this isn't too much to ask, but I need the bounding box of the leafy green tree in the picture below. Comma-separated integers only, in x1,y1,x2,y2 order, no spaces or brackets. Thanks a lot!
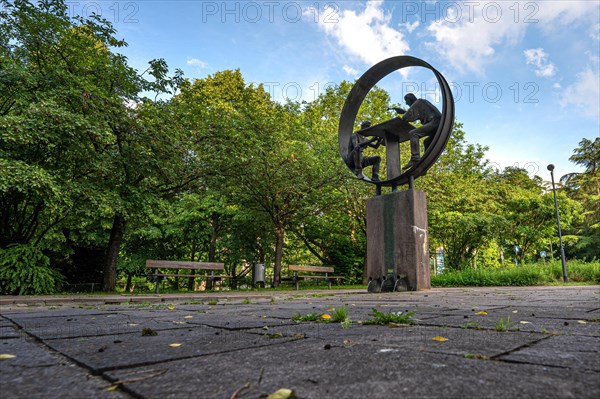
0,0,189,291
561,137,600,260
417,124,501,269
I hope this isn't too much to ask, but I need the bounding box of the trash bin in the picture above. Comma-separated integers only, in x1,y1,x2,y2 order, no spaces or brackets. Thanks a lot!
252,263,265,288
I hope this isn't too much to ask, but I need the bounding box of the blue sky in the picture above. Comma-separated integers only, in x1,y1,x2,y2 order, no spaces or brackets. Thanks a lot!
72,0,599,177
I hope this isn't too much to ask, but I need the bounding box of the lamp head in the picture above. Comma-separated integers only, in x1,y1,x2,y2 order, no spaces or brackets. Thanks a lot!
547,164,555,171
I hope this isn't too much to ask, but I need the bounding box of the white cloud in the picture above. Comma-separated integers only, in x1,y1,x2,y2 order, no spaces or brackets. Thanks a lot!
402,20,420,33
561,67,600,118
313,1,410,67
426,6,525,74
535,1,599,30
426,1,598,75
524,48,556,78
186,58,208,68
590,22,600,42
342,65,358,76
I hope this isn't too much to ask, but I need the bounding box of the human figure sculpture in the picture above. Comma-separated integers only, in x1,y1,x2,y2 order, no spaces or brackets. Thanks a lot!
390,93,441,171
347,121,383,181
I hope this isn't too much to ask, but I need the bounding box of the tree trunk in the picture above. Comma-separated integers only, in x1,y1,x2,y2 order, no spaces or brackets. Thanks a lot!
125,274,132,293
206,212,220,290
102,213,125,292
208,212,219,261
273,224,285,286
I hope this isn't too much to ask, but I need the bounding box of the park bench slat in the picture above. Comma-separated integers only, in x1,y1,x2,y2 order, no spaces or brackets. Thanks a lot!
146,260,230,293
288,265,342,290
146,260,224,270
289,265,335,273
153,273,232,279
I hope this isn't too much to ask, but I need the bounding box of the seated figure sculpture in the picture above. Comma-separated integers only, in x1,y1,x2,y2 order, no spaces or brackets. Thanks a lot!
347,121,383,181
390,93,441,171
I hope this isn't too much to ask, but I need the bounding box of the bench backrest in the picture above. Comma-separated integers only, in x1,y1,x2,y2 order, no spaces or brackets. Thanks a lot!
146,260,224,270
288,265,334,273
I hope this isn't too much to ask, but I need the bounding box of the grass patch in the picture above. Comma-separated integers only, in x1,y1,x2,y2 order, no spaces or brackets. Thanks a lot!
461,321,480,329
464,353,489,360
364,308,416,325
331,307,349,323
292,312,319,322
495,315,514,332
431,260,600,287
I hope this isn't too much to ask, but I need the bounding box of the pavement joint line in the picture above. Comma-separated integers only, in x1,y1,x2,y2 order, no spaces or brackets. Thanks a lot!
92,334,306,374
492,356,599,373
489,334,553,361
2,317,136,397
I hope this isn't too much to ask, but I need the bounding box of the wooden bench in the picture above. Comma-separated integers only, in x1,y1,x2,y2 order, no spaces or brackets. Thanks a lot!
146,260,231,293
288,265,343,290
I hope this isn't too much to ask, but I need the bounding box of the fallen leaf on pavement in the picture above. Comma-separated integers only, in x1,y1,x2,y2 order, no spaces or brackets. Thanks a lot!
267,388,296,399
0,354,16,360
432,336,449,342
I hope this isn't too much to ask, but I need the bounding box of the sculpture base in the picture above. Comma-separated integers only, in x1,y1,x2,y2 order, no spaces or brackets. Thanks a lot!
366,190,430,292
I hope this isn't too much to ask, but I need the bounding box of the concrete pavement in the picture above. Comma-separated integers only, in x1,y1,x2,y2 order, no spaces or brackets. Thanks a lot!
1,286,599,398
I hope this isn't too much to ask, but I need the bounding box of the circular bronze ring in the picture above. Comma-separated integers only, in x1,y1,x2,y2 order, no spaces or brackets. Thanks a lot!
338,56,455,187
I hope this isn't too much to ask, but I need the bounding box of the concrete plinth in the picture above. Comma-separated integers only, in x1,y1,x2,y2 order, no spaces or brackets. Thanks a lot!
366,189,430,292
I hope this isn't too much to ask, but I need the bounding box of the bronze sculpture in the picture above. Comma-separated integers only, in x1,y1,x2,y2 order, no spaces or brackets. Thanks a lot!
338,55,454,190
337,56,455,292
390,93,442,171
346,121,383,181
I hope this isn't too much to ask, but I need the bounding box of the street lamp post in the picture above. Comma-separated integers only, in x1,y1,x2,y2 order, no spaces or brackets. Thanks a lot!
547,164,568,282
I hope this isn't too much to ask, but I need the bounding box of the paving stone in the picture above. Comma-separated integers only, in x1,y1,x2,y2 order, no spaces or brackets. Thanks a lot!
105,338,600,399
44,324,298,372
499,334,600,371
421,314,600,336
6,312,196,340
0,286,598,398
0,337,130,399
0,324,20,339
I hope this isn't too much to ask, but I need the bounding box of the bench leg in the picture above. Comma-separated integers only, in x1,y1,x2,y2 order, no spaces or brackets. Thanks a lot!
154,278,160,294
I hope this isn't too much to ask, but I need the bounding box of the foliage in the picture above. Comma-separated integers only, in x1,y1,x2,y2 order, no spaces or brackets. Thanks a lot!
0,244,63,294
431,260,599,287
331,306,349,323
364,308,417,325
291,312,319,322
1,1,596,294
561,137,600,261
495,315,514,332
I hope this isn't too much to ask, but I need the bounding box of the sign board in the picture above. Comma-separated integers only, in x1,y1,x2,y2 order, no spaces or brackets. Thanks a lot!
435,247,445,275
540,251,547,258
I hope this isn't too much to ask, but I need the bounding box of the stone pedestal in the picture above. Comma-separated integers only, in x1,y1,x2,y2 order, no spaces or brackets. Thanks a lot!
366,189,430,292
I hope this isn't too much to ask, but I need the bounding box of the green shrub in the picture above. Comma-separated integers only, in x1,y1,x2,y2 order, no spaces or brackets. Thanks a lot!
431,260,600,287
0,244,63,295
545,260,600,283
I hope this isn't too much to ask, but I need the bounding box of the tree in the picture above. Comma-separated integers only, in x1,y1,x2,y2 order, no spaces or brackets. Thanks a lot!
417,123,501,269
561,137,600,260
0,0,189,291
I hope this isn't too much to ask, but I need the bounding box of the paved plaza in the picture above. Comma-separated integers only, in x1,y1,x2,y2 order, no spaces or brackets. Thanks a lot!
1,286,599,398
